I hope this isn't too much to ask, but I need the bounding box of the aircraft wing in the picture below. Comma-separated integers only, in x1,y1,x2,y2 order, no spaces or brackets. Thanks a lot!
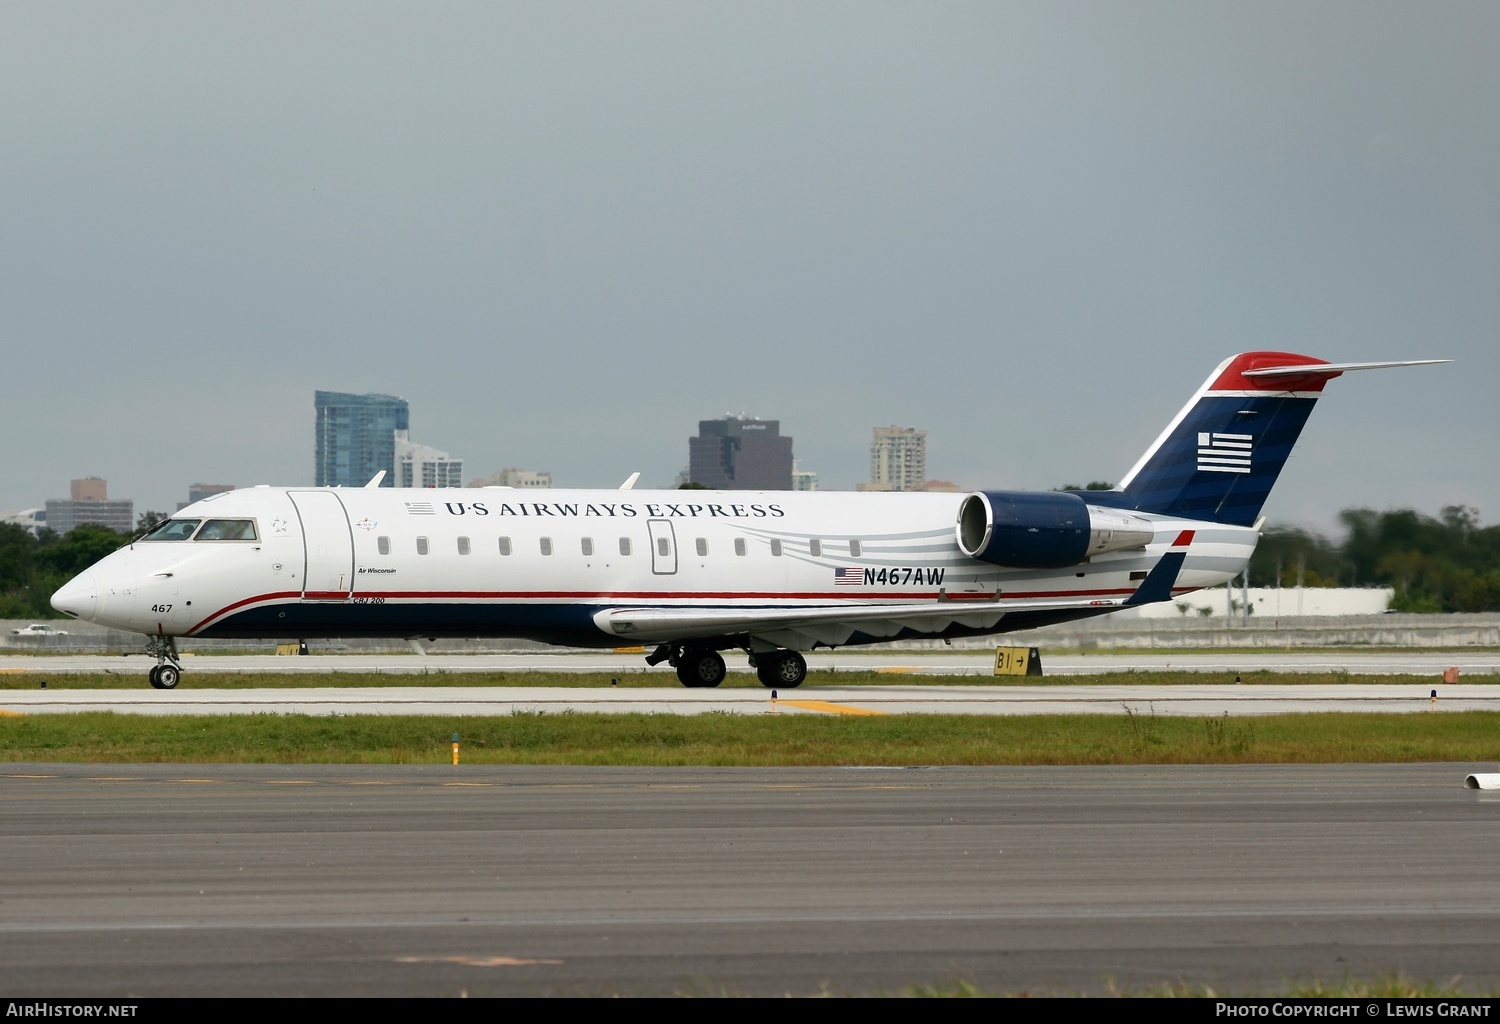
593,595,1123,650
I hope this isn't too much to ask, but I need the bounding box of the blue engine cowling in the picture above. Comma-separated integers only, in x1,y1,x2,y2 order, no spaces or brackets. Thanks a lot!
955,490,1155,569
955,491,1091,569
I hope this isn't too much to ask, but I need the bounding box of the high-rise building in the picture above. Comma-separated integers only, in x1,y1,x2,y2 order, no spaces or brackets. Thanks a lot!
314,391,409,488
45,478,133,534
792,460,818,491
869,426,927,492
689,416,794,490
394,431,464,488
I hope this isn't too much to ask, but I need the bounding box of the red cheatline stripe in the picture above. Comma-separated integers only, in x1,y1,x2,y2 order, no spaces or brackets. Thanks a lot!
187,591,301,634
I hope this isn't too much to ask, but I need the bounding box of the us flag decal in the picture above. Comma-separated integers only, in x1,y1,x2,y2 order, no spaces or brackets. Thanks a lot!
833,567,864,586
1197,432,1252,474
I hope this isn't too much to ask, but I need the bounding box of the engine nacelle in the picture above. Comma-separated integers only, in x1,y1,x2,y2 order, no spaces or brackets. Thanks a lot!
955,490,1155,569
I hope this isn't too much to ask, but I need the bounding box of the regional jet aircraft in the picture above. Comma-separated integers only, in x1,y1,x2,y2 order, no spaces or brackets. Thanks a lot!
51,351,1445,690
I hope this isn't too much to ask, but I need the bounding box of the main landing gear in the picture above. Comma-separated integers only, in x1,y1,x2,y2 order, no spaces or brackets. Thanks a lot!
645,644,729,687
645,644,808,689
752,650,806,689
145,634,183,690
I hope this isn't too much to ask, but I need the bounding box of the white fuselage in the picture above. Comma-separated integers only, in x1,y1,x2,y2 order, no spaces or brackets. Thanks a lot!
52,485,1255,648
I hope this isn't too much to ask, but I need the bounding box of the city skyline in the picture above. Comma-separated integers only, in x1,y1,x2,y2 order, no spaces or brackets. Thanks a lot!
6,407,951,526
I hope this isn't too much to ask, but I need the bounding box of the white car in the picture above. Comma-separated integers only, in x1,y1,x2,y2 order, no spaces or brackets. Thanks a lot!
9,624,68,637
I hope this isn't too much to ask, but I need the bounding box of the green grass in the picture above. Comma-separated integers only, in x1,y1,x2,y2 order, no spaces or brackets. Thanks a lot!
4,708,1500,765
3,668,1497,689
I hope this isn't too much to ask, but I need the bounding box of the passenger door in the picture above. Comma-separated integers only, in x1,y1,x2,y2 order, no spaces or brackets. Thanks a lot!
289,491,355,600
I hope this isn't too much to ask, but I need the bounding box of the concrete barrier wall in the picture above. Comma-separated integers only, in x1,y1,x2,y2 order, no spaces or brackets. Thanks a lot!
902,613,1500,651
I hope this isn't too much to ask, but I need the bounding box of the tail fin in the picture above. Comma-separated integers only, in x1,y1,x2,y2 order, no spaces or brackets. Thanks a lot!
1096,352,1447,527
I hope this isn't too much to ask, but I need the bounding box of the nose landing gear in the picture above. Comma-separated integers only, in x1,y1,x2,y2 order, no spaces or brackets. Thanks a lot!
145,634,183,690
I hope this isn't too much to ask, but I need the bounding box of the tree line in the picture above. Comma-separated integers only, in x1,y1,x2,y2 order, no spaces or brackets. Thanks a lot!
0,512,166,619
4,506,1498,619
1248,506,1500,612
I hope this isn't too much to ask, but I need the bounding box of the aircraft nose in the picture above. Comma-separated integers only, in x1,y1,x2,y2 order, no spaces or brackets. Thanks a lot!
51,571,98,621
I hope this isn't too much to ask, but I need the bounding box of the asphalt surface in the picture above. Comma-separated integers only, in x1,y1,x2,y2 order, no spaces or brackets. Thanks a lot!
2,763,1498,997
5,649,1500,677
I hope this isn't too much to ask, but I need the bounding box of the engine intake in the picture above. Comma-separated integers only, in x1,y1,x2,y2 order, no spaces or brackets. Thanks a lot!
955,490,1154,569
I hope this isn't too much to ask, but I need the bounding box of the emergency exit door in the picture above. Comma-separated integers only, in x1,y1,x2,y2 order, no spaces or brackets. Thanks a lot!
647,519,677,575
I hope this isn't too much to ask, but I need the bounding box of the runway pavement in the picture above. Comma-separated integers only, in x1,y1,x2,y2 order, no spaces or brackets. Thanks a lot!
2,648,1499,677
3,650,1498,717
2,762,1498,997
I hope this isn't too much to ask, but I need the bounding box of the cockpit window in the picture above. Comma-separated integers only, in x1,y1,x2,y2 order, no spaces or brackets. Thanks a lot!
195,519,258,541
140,519,201,542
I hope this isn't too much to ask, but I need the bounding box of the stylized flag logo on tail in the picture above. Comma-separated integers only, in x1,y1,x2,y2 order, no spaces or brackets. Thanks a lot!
1197,432,1252,474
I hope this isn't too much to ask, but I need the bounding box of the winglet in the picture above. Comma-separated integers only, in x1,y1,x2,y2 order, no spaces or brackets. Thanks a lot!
365,471,387,488
1124,531,1193,606
619,472,640,491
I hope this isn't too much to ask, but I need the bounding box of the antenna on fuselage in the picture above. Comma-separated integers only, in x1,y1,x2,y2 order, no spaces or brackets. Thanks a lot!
365,471,386,488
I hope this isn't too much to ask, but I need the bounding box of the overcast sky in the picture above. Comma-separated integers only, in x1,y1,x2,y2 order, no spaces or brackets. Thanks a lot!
3,2,1494,535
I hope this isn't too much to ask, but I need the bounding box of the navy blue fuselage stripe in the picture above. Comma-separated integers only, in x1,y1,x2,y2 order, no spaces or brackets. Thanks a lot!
1088,395,1316,526
196,601,1133,649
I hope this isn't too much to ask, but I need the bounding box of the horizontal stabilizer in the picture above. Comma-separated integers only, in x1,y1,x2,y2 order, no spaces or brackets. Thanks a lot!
1243,359,1450,378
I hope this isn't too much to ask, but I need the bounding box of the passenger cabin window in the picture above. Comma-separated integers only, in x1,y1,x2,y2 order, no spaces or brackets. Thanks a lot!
196,519,258,541
619,537,631,556
734,538,746,556
540,537,553,556
809,539,822,557
457,537,471,556
695,538,708,557
770,539,782,557
416,537,429,555
849,539,862,557
141,519,200,541
498,537,512,556
377,536,390,556
581,537,594,556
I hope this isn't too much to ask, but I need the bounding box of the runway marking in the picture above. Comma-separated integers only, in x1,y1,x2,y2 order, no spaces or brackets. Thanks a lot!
778,700,888,716
395,955,564,967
